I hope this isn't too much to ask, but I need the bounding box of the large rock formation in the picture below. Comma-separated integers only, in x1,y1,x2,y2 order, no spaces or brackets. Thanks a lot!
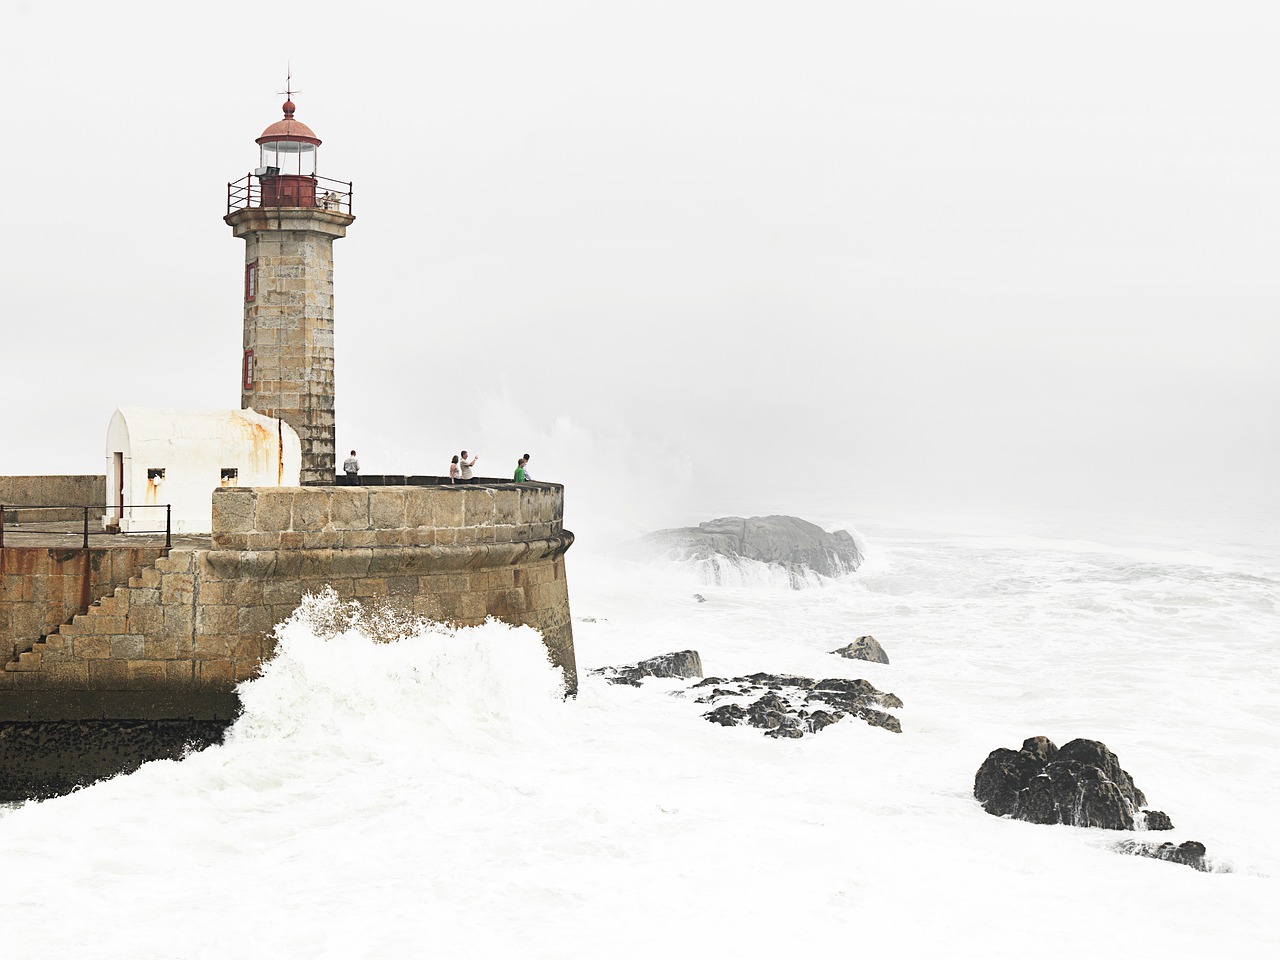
974,736,1173,831
629,516,863,586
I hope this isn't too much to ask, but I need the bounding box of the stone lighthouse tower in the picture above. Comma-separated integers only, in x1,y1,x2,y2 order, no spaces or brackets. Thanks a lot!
225,95,354,485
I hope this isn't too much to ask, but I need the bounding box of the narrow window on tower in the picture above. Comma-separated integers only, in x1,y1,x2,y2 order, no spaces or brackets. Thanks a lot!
245,260,257,301
243,349,255,391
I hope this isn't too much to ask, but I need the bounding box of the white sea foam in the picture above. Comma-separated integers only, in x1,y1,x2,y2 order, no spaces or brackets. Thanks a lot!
2,522,1277,958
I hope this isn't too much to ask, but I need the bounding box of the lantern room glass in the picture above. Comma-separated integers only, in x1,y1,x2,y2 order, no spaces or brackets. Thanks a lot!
260,141,317,176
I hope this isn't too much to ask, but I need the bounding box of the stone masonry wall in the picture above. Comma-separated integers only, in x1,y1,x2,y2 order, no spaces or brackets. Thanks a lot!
0,483,576,720
0,475,105,523
0,546,168,662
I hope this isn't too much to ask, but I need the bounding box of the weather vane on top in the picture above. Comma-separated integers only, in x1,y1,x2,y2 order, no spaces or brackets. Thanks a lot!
277,66,300,101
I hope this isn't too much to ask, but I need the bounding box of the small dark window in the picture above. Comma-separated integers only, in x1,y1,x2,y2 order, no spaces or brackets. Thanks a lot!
220,468,239,487
147,468,165,482
245,260,257,301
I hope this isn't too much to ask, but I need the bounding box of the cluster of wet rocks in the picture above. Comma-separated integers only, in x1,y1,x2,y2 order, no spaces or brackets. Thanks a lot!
590,644,903,738
695,675,901,737
975,736,1215,871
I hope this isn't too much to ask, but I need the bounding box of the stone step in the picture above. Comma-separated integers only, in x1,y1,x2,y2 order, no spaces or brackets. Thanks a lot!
39,635,66,654
7,649,42,671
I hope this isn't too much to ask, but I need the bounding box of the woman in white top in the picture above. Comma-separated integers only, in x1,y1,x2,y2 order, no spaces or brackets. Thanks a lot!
448,455,460,483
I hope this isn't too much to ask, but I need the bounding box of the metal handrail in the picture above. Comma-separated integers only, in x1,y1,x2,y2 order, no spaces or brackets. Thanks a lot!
227,173,353,215
334,475,548,487
0,504,171,550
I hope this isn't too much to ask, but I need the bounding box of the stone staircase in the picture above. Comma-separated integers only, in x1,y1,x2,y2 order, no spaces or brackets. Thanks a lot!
3,551,190,674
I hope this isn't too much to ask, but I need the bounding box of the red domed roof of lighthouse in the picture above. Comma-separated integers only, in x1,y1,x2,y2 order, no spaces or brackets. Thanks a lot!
256,99,321,146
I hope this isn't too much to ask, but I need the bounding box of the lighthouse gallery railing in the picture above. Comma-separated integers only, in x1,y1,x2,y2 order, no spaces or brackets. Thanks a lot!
227,174,353,216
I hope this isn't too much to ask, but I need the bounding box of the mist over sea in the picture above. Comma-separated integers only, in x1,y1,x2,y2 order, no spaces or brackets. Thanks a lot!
2,508,1276,958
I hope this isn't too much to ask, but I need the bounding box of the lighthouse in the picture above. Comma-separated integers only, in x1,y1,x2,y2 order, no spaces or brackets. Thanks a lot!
225,94,354,485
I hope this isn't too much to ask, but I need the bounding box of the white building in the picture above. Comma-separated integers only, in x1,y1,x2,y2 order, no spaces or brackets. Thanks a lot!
104,408,301,534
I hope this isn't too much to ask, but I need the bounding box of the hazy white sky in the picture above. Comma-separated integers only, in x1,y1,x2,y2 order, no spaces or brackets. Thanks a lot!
1,1,1275,535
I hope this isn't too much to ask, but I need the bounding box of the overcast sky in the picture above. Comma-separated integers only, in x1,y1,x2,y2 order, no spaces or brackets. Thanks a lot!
1,1,1275,538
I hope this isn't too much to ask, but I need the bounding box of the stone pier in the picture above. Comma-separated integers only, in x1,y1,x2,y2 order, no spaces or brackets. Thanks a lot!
0,481,575,800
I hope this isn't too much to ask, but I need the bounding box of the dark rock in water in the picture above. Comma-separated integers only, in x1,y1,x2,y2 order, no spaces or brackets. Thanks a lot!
698,672,902,737
1115,840,1209,872
850,707,902,733
748,693,798,737
973,746,1047,821
705,703,748,727
764,721,805,740
692,594,706,603
1143,810,1175,831
591,650,704,686
974,736,1168,831
831,635,889,664
629,515,863,586
810,677,902,711
1055,738,1147,808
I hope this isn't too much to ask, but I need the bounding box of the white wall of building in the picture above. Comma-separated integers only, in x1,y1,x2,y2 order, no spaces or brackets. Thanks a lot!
104,408,302,534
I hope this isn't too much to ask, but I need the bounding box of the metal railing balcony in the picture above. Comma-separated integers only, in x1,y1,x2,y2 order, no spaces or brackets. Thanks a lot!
227,173,353,216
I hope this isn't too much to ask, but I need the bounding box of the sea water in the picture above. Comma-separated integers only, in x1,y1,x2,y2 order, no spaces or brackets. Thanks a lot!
1,518,1277,958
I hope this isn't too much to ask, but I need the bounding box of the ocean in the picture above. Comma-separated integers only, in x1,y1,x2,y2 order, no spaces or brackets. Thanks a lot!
2,515,1277,958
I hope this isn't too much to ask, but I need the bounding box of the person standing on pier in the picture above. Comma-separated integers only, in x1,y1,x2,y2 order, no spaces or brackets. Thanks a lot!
459,450,478,483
